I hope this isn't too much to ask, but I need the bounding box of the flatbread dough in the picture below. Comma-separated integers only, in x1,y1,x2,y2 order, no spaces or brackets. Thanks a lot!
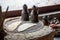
7,21,22,31
18,23,37,32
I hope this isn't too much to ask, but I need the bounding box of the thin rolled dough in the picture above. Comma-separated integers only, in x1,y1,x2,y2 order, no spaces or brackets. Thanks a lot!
7,21,22,31
18,23,37,32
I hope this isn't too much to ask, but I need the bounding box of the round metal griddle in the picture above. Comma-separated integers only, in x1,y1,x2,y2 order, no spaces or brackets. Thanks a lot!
3,17,44,33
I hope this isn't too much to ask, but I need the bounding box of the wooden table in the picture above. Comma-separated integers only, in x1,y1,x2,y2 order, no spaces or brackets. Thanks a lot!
54,24,60,36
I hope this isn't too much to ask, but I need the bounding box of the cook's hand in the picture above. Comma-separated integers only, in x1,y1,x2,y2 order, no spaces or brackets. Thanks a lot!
50,24,57,29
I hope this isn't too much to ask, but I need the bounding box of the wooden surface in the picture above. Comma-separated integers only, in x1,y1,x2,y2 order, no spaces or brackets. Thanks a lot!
56,24,60,29
2,4,60,18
